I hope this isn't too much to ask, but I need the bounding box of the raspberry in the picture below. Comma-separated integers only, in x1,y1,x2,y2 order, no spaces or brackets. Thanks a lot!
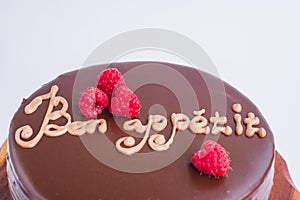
79,87,109,118
109,86,141,118
192,140,231,177
97,68,125,97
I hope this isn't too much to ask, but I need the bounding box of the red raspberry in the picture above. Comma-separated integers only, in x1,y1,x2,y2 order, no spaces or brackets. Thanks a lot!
109,86,141,118
79,87,109,118
97,68,125,97
192,140,231,177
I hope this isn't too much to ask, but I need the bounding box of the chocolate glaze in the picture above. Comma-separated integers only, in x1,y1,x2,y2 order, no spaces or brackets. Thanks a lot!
7,62,274,199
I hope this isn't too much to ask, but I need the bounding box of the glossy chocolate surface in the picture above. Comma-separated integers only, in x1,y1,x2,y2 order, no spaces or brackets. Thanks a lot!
8,62,274,199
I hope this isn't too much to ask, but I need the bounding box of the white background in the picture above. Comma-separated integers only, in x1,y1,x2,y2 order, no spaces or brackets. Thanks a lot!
1,0,299,190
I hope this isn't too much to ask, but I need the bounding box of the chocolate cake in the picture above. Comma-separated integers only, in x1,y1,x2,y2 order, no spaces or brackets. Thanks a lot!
7,62,275,199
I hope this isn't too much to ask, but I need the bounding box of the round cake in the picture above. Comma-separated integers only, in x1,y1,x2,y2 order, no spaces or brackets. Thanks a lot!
7,62,274,199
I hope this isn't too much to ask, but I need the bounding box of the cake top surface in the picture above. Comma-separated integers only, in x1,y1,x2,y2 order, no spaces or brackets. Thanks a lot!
8,62,274,199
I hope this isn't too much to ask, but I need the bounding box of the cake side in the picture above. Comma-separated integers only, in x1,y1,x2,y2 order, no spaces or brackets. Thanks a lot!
7,62,274,199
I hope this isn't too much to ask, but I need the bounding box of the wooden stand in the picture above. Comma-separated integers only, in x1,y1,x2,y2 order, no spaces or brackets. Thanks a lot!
0,140,11,200
0,140,299,200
